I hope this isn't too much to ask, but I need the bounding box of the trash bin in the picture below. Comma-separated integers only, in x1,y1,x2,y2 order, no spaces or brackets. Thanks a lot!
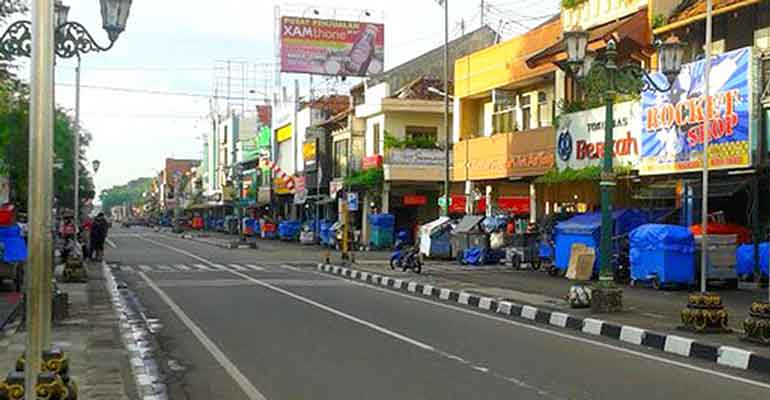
695,234,738,287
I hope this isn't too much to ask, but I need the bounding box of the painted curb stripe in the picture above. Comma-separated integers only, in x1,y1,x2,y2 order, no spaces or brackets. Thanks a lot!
317,264,770,374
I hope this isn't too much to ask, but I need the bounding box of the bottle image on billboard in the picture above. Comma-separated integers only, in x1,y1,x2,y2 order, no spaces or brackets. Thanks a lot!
345,24,378,76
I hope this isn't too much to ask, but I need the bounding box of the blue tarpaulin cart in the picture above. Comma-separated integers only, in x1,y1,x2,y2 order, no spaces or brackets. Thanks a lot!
735,243,770,280
553,209,651,276
0,225,27,291
629,224,696,289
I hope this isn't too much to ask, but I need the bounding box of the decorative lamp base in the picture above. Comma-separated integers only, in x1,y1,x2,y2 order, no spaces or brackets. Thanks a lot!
590,286,623,313
743,301,770,345
680,292,730,333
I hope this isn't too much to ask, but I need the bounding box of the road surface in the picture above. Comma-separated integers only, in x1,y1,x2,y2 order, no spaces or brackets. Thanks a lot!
106,227,770,399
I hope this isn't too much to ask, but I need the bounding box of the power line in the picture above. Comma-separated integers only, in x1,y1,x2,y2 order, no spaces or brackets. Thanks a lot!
55,82,269,102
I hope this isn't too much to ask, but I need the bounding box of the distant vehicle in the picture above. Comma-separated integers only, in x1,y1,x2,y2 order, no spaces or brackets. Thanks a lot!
124,217,150,227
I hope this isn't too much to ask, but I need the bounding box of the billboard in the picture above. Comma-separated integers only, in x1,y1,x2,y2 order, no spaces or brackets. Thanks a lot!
639,47,754,175
556,101,642,171
280,17,384,77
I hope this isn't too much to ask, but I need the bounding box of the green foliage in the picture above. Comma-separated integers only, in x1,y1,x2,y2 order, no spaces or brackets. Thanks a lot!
651,14,667,30
561,0,587,9
383,132,438,150
343,167,383,190
99,177,153,214
535,165,633,184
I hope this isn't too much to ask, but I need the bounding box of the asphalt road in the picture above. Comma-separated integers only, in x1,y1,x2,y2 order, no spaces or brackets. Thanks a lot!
107,227,770,400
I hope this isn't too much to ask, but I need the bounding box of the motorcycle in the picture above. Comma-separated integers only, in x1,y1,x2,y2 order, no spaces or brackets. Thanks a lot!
390,232,422,274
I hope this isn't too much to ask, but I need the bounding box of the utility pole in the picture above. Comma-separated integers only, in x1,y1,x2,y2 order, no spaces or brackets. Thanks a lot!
700,0,712,294
480,0,485,28
442,0,450,217
293,79,299,219
27,0,55,397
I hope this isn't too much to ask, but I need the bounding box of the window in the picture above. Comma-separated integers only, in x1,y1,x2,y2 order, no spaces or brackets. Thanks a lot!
334,139,349,178
373,123,381,155
492,94,516,134
520,95,531,131
537,91,549,128
405,126,438,145
223,126,228,144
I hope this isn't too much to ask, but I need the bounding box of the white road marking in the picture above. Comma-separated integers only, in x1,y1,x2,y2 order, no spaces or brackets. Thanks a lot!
155,265,174,272
191,264,216,271
137,236,770,391
138,272,268,400
174,264,192,271
244,264,266,272
137,265,153,272
105,238,117,248
227,264,249,272
120,266,132,272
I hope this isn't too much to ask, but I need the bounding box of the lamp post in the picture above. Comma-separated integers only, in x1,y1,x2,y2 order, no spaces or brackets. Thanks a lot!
563,29,684,312
435,0,450,217
0,1,132,397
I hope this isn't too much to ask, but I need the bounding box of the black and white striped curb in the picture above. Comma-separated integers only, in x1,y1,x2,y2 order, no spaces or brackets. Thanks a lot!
104,263,168,400
318,263,770,376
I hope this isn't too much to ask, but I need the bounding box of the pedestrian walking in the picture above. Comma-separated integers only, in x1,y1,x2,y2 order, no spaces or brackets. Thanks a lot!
90,212,109,261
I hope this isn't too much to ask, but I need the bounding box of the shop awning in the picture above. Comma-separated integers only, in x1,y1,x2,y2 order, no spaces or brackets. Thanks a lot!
526,9,651,69
633,177,753,200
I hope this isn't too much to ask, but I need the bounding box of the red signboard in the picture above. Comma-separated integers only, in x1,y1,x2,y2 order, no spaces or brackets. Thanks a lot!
403,195,427,206
497,196,530,214
256,105,272,127
280,17,385,77
362,155,383,170
448,195,486,214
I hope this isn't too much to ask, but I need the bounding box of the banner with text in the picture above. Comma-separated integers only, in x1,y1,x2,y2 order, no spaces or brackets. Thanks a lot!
280,17,384,77
639,47,754,175
556,101,642,171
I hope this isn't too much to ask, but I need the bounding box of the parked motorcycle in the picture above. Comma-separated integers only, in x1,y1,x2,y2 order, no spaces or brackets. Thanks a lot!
390,234,422,274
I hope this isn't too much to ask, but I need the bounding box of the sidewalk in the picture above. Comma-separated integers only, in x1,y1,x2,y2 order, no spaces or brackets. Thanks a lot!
0,263,136,399
336,258,770,359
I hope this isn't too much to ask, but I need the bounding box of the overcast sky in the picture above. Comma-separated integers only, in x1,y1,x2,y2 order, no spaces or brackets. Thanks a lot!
6,0,558,195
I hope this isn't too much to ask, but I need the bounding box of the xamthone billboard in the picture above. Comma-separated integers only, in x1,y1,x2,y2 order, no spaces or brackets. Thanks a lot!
280,16,384,77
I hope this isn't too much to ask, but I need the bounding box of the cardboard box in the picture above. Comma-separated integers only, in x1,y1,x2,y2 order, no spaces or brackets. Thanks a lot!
567,243,595,281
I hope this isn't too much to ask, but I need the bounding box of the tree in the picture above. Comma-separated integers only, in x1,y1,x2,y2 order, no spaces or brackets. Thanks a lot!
99,177,153,215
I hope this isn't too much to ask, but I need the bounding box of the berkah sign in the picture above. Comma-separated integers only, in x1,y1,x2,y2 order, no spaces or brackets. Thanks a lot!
639,47,757,175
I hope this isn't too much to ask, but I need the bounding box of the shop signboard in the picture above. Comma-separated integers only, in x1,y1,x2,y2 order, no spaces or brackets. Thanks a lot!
280,17,385,77
555,101,642,171
294,176,307,205
347,192,359,211
257,126,271,149
639,47,755,175
497,196,530,214
362,155,383,170
403,195,427,206
388,148,445,165
303,140,318,170
276,124,292,143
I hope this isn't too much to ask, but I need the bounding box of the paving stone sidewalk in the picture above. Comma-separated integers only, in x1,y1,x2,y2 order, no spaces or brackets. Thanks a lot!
0,263,137,399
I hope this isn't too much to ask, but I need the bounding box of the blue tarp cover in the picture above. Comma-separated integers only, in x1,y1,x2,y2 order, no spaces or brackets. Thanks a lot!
278,220,301,238
554,209,652,270
0,225,27,263
629,224,695,254
736,243,770,277
369,214,395,228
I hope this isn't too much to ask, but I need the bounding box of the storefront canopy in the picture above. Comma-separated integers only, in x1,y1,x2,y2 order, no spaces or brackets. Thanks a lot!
633,176,753,201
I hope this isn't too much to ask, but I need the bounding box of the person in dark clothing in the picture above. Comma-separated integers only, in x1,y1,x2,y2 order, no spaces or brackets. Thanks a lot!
90,212,109,261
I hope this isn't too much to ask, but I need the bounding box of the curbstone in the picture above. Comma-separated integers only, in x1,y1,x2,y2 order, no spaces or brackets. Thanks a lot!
318,263,770,376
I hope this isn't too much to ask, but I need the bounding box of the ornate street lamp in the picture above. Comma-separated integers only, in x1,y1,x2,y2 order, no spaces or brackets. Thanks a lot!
563,28,685,312
92,159,101,173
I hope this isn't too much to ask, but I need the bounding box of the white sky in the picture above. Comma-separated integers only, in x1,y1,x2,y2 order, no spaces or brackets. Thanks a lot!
7,0,559,195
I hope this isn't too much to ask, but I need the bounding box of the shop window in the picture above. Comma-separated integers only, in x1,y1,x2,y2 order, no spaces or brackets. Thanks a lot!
334,139,349,178
405,126,438,143
373,123,381,155
521,95,531,131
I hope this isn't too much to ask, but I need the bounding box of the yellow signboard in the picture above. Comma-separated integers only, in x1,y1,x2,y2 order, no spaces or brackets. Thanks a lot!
303,142,317,161
276,124,292,143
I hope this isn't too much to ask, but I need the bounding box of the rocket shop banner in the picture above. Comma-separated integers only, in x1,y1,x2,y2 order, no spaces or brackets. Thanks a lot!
639,47,755,175
280,16,384,77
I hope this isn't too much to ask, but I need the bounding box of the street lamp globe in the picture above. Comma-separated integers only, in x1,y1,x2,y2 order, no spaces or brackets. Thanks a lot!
92,159,101,173
564,27,588,71
100,0,133,42
54,0,70,28
658,35,686,86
